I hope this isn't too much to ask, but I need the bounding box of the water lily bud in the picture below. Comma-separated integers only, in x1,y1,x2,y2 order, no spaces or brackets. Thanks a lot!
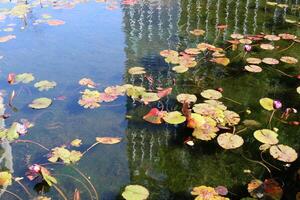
273,127,279,132
292,108,297,113
244,44,252,52
216,87,224,93
273,100,282,109
296,74,300,79
29,164,41,173
289,121,299,126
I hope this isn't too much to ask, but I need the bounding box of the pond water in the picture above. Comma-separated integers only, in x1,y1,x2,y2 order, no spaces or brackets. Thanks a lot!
0,0,299,199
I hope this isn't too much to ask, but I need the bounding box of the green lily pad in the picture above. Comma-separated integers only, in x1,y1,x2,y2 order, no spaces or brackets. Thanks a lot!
163,111,186,125
122,185,149,200
15,73,35,84
48,146,82,164
34,80,57,91
254,129,279,145
201,89,222,100
259,98,274,111
29,98,52,109
141,92,160,103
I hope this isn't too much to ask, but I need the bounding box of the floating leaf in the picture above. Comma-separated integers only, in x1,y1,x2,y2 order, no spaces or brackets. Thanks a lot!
297,86,300,94
280,56,298,64
78,89,101,109
264,35,280,41
254,129,279,145
259,144,271,151
215,186,228,196
47,19,65,26
143,108,166,124
210,57,230,66
217,133,244,149
224,110,240,125
204,100,227,110
192,116,219,141
29,98,52,109
15,73,35,84
0,35,16,43
201,89,222,100
245,65,262,73
122,185,149,200
99,93,118,102
230,33,244,39
191,185,229,199
190,29,205,36
159,50,178,57
126,86,146,100
10,4,30,17
242,119,261,127
248,179,264,198
34,80,57,91
246,57,261,64
269,144,298,162
239,39,252,44
278,33,297,40
128,67,146,75
184,48,200,55
163,111,186,125
260,44,275,50
48,147,82,164
96,137,122,144
172,65,188,73
79,78,96,88
71,139,82,147
0,171,12,186
263,179,283,200
259,98,274,111
176,93,197,104
40,167,57,186
141,92,160,103
157,88,172,98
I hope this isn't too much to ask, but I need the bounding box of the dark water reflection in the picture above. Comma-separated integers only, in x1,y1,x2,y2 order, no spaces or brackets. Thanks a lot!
0,0,299,199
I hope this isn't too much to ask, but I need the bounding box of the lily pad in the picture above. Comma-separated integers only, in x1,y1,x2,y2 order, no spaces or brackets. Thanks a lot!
15,73,35,84
210,57,230,66
122,185,149,200
260,44,275,50
48,147,82,164
201,89,222,100
217,133,244,149
254,129,279,145
29,98,52,109
162,111,186,125
71,139,82,147
189,29,205,36
280,56,298,64
176,93,197,104
262,58,279,65
143,108,166,124
264,35,280,41
297,86,300,94
34,80,57,91
245,65,262,73
141,92,160,103
96,137,122,144
259,98,274,111
246,57,262,64
128,67,146,75
172,65,188,73
269,144,298,162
